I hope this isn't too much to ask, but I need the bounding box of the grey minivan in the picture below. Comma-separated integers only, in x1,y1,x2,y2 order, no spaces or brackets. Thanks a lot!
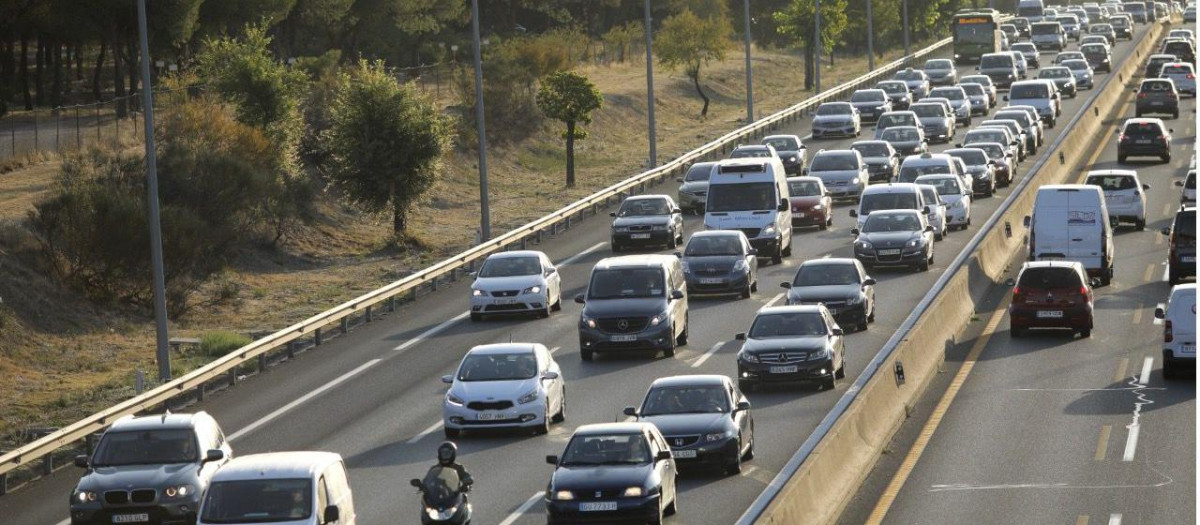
576,255,690,361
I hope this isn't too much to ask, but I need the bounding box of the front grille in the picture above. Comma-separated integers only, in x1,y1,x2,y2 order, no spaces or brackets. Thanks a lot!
491,290,519,297
693,267,730,276
131,489,156,504
737,228,761,238
666,435,701,448
579,489,624,500
876,252,904,263
758,351,809,364
484,303,528,311
627,225,653,232
597,317,650,334
467,400,514,411
104,491,129,505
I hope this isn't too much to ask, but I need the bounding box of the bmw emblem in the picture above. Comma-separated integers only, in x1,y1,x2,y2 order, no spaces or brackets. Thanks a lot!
617,319,629,330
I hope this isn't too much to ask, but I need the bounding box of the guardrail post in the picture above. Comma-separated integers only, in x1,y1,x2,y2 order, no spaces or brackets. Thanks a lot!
366,306,373,322
431,276,438,292
315,328,323,346
340,317,349,334
521,237,527,249
448,268,457,283
42,454,52,476
228,369,237,386
287,341,297,359
536,230,543,244
258,354,267,374
0,472,7,496
196,383,205,402
565,215,571,230
388,296,396,312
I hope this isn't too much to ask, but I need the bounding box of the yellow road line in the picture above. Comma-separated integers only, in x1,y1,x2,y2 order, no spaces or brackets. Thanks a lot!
1143,263,1156,283
1132,307,1143,325
1078,516,1090,525
1095,425,1112,461
1155,233,1164,245
864,302,1009,524
1163,202,1172,216
1115,357,1129,382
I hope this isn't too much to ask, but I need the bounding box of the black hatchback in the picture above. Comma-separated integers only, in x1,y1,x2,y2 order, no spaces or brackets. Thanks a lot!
1117,118,1174,163
1162,206,1196,285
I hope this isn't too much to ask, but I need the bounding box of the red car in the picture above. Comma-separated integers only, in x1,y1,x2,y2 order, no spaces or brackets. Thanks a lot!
787,176,833,230
1009,260,1097,338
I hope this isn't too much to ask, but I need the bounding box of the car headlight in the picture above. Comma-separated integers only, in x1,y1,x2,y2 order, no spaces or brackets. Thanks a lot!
733,259,748,272
620,486,645,498
651,224,668,231
472,289,485,297
762,224,777,236
582,315,597,329
553,490,575,501
855,240,873,250
517,389,540,404
812,204,825,210
163,485,194,499
446,392,465,406
788,155,799,162
75,490,98,503
850,177,861,185
522,285,542,295
739,351,760,363
650,311,669,326
907,238,922,247
704,430,735,442
809,347,832,360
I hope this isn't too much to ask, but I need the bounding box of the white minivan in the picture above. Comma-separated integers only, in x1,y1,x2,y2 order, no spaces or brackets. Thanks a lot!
1155,284,1196,378
1025,184,1115,285
850,183,930,230
705,158,794,264
199,452,356,525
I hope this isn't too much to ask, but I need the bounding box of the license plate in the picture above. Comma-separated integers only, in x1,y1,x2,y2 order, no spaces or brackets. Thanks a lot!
673,449,698,459
611,334,637,342
1136,139,1152,144
631,233,651,239
1182,256,1196,263
493,298,517,305
796,212,805,218
879,249,901,255
770,365,799,374
580,502,618,512
1151,101,1164,106
1037,310,1064,318
112,515,149,524
476,411,508,421
699,278,724,284
1182,343,1195,354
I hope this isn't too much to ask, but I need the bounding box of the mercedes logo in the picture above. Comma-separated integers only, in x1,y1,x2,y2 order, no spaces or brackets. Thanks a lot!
595,491,602,498
617,319,629,330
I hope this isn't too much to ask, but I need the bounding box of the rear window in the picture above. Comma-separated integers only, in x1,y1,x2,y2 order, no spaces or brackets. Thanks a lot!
948,150,987,164
1018,267,1083,290
981,55,1013,67
930,89,965,100
1010,84,1049,98
878,114,915,127
1141,80,1174,92
960,84,985,96
1085,174,1137,190
1175,210,1196,237
1039,68,1072,78
851,90,886,102
876,82,907,93
1162,65,1194,75
685,163,713,182
1123,122,1164,136
912,105,945,118
851,142,891,157
881,127,920,141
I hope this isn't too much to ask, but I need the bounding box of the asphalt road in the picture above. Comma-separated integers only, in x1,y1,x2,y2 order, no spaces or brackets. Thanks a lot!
0,23,1161,525
838,29,1197,525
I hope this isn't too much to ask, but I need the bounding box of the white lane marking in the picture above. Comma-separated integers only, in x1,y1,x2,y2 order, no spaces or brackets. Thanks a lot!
1162,263,1170,282
1122,425,1140,462
557,241,608,266
1123,357,1155,463
227,358,382,442
407,420,445,445
1108,514,1123,525
692,342,725,368
55,520,69,525
498,491,546,525
394,312,470,351
1138,356,1153,386
764,292,786,308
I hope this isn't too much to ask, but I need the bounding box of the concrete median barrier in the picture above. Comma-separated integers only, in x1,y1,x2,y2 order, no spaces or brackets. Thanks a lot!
750,21,1167,525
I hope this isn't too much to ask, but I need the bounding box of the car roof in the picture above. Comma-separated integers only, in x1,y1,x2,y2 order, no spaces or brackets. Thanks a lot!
689,229,747,239
901,153,954,166
467,343,539,355
573,422,654,436
1123,117,1167,126
757,305,824,316
212,452,342,482
1022,260,1085,270
734,144,773,151
798,257,857,267
593,255,677,271
109,412,207,432
763,134,802,141
648,375,728,388
786,176,825,183
863,182,923,193
487,250,545,260
1085,169,1138,178
814,149,858,157
945,147,988,156
624,194,672,202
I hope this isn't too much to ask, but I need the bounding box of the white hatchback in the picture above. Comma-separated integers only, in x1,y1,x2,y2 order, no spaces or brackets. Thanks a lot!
916,174,972,231
1084,169,1149,229
1160,62,1197,97
469,251,562,321
442,343,566,437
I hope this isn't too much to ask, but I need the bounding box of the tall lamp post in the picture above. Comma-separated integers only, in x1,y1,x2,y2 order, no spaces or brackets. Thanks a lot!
470,0,491,242
644,0,657,167
866,0,875,71
744,0,754,123
814,0,822,94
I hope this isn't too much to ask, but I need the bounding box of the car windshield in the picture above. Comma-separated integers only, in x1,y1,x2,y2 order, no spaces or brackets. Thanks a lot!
748,312,828,338
457,352,537,381
860,192,919,214
851,91,886,102
201,479,313,524
852,143,890,157
925,60,952,70
793,264,860,286
788,180,823,196
912,105,944,118
811,154,859,171
706,182,776,212
1018,267,1082,289
685,235,743,256
960,84,985,96
763,137,799,151
931,89,965,100
882,128,920,142
588,268,665,299
684,163,713,182
877,114,915,128
863,212,922,232
479,256,541,277
920,177,963,196
817,103,852,116
1040,68,1072,78
1010,84,1048,98
91,430,198,466
1031,24,1059,35
1086,175,1137,191
1065,60,1090,71
618,199,671,216
876,82,906,93
561,434,651,466
640,385,729,416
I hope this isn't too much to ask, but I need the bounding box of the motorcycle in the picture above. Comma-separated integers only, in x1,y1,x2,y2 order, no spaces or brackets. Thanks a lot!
410,469,472,525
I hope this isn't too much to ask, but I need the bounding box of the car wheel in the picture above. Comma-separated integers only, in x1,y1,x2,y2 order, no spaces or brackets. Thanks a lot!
725,443,743,475
664,492,678,516
1136,110,1143,117
676,318,689,345
534,411,550,435
444,426,461,438
1173,111,1180,119
821,372,837,391
935,231,944,242
741,282,752,299
835,355,846,379
552,388,566,423
470,313,482,322
650,500,664,525
742,429,755,460
581,348,594,362
551,293,562,311
1118,154,1127,163
750,278,758,293
739,379,755,393
1169,268,1180,285
1161,152,1172,163
1011,326,1025,338
868,303,876,323
1136,218,1146,230
782,239,793,257
772,249,783,265
918,257,930,272
1079,328,1092,338
667,231,677,249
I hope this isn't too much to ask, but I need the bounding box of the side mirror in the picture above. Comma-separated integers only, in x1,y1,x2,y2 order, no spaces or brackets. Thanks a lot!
541,371,560,380
1155,307,1166,319
735,332,747,341
1175,180,1184,187
656,450,672,462
925,225,935,232
922,206,931,215
955,143,963,148
441,374,454,384
850,228,860,235
736,400,752,411
410,479,423,489
1024,215,1032,228
1169,129,1174,133
1089,277,1102,288
623,406,638,417
673,251,682,258
468,271,478,278
545,266,557,275
1160,227,1171,235
1004,277,1016,286
609,212,617,217
748,248,758,255
831,327,845,336
1003,95,1010,101
780,282,792,289
863,277,877,286
574,294,586,304
1143,184,1151,190
74,455,89,468
849,209,858,217
672,208,682,214
777,201,789,212
670,289,685,300
675,177,684,183
204,449,225,464
546,455,559,465
323,505,340,524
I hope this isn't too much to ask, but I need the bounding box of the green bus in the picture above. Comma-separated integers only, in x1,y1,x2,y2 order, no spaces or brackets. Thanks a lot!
953,11,1003,64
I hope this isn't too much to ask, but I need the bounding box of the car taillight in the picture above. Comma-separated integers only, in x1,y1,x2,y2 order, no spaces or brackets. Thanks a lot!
1165,319,1174,342
1188,74,1196,79
1079,286,1089,298
1012,286,1022,300
1138,92,1147,98
1119,134,1127,141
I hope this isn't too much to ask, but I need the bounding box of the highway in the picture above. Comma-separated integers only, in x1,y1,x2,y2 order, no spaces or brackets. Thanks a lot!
0,23,1161,525
838,30,1197,525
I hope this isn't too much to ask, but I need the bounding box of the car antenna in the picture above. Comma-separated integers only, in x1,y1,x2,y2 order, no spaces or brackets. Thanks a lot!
509,332,514,343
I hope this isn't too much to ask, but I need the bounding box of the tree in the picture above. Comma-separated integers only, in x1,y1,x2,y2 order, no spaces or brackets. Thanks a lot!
325,60,453,237
774,0,849,90
656,8,729,118
536,71,603,188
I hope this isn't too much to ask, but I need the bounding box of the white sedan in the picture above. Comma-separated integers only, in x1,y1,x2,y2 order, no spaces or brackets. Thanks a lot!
469,250,562,321
442,343,566,437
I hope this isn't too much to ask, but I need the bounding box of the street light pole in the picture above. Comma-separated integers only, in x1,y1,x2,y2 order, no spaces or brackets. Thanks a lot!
136,0,171,382
902,0,911,56
814,0,821,94
866,0,875,71
471,0,491,242
743,0,754,123
644,0,657,167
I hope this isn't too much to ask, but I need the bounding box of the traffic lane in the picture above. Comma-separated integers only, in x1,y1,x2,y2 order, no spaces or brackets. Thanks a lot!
873,76,1194,524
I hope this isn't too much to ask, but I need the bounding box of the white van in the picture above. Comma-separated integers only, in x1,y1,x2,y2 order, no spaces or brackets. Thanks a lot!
1005,80,1061,127
199,452,356,525
1025,184,1115,285
1019,0,1048,22
705,158,794,263
850,183,930,230
1155,283,1196,378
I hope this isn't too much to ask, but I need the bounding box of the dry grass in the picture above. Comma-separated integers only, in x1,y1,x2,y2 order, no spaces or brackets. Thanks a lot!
0,41,937,437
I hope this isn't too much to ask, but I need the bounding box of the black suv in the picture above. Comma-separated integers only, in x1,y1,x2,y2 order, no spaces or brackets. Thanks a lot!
781,258,876,332
1162,206,1196,285
1117,118,1173,164
1134,79,1180,119
70,412,232,525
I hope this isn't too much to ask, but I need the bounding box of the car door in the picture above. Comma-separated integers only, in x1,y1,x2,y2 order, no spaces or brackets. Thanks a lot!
824,310,845,367
538,347,564,411
669,198,684,235
1065,191,1103,268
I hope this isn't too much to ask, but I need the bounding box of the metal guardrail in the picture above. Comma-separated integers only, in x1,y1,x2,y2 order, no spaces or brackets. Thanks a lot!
0,36,955,486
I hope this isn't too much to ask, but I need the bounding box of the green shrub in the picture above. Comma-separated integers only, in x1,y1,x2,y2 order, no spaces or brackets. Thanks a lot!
199,330,252,358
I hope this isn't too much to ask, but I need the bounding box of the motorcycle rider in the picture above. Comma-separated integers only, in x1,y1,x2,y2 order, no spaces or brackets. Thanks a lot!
424,441,473,492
